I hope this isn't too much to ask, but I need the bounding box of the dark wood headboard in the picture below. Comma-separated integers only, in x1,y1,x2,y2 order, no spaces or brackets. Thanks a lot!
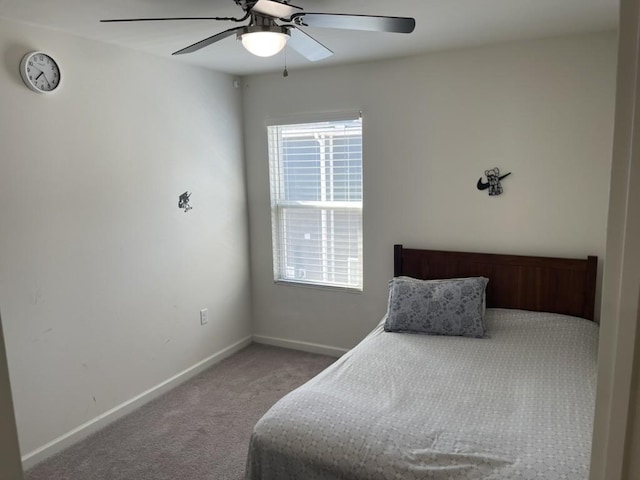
394,245,598,321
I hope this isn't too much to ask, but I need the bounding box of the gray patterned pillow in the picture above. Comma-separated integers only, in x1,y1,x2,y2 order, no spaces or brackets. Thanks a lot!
384,276,489,338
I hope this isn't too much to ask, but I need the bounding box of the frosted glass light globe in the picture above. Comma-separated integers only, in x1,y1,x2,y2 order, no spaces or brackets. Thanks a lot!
241,30,289,57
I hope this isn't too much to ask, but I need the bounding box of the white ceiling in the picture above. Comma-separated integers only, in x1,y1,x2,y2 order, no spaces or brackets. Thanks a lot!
0,0,619,76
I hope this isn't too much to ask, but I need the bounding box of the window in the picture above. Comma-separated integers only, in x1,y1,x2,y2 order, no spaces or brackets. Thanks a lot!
268,114,363,290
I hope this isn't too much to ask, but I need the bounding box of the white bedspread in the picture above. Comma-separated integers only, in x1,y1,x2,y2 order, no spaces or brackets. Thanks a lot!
246,309,599,480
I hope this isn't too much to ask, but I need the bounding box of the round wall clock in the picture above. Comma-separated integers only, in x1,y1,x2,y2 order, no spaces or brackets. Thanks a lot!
19,52,61,94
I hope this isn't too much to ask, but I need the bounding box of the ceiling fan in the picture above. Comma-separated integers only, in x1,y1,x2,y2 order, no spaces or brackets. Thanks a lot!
101,0,416,61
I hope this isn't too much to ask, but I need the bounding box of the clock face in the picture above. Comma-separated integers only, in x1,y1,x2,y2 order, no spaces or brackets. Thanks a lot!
20,52,61,93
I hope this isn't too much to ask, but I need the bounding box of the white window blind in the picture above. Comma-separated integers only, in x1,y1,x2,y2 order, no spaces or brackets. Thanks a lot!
268,116,363,290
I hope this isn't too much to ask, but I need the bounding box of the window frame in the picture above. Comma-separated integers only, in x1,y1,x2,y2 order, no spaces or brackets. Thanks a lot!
267,112,363,292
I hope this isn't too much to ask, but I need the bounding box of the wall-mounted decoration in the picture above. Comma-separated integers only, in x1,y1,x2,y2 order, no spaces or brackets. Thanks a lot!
178,191,192,212
477,168,511,196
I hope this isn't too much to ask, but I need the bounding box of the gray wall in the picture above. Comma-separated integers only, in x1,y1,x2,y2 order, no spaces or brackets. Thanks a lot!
0,17,252,462
0,313,23,480
591,0,640,476
243,32,617,353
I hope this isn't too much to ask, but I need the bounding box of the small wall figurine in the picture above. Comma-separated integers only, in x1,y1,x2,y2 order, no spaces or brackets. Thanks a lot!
477,168,511,196
178,191,192,212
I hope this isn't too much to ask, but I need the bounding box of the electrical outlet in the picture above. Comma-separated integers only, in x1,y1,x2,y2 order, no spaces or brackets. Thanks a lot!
200,308,208,325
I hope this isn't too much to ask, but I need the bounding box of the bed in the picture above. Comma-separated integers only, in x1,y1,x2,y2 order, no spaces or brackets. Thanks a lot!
246,245,599,480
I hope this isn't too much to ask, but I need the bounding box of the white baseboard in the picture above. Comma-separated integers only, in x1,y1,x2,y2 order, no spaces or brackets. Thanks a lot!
252,334,348,358
21,335,252,470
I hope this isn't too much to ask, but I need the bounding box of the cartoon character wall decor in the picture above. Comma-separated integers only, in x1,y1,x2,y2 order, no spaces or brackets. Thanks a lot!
477,168,511,196
178,191,192,212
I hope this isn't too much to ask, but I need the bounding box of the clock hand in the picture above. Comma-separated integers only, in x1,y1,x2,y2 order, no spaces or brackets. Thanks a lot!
38,70,51,87
32,67,49,85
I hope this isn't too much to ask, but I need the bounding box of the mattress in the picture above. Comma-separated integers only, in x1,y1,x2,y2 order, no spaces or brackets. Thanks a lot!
246,309,599,480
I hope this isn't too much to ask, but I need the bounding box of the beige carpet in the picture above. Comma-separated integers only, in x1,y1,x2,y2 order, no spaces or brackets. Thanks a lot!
25,343,336,480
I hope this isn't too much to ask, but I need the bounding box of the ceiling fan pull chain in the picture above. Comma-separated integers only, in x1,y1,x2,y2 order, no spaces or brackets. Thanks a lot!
283,47,289,77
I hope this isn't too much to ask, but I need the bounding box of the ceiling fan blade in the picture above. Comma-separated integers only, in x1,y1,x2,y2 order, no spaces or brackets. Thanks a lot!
289,13,415,34
288,27,333,62
250,0,300,19
101,17,243,23
172,26,243,55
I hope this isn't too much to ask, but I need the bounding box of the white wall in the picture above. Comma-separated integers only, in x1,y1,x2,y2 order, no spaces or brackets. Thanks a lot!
244,32,617,351
0,18,252,461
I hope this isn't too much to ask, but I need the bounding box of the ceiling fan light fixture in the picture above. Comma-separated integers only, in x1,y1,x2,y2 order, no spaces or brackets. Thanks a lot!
239,25,290,57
